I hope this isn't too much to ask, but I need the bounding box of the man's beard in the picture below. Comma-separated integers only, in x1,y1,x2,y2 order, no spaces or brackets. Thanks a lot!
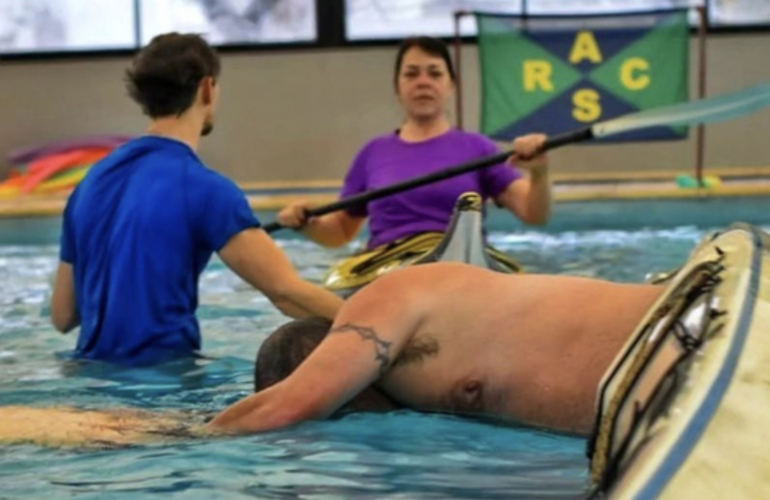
201,121,214,136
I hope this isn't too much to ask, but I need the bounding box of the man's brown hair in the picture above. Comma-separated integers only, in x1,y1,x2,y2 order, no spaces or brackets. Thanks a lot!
126,33,221,118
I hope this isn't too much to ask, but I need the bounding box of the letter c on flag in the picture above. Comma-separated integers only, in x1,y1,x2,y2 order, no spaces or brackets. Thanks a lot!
620,58,651,90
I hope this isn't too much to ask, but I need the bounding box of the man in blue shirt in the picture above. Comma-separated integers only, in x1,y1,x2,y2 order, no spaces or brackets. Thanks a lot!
50,33,343,366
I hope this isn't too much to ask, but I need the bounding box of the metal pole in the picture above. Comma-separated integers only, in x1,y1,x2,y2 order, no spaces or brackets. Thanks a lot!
695,4,708,186
453,11,467,130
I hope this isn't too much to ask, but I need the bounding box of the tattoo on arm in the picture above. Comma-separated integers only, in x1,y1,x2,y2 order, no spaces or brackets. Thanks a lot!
329,323,392,376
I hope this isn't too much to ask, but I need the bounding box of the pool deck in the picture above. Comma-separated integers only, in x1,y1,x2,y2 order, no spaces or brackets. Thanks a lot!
2,166,770,218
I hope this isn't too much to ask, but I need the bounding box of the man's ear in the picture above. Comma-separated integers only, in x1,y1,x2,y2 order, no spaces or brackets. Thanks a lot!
201,76,216,105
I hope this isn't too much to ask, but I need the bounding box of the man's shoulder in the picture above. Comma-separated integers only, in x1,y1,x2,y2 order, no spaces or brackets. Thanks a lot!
377,262,490,295
88,136,196,177
357,263,455,299
184,160,241,192
183,164,251,221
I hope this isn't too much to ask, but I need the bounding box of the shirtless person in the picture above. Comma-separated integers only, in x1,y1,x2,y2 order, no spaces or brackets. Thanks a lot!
1,263,662,446
210,262,664,435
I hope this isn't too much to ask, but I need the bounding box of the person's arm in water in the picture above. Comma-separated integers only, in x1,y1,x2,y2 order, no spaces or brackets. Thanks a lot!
208,270,422,433
276,204,366,248
218,227,343,319
496,134,552,225
0,406,213,448
51,263,79,333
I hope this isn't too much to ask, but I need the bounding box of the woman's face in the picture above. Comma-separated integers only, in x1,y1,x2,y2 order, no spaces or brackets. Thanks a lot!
396,47,454,122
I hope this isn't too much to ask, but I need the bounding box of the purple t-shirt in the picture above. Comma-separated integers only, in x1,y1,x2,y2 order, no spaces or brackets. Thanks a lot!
341,129,522,248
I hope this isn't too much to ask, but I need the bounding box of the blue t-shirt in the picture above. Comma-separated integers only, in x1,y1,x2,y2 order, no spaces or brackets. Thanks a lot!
59,136,260,365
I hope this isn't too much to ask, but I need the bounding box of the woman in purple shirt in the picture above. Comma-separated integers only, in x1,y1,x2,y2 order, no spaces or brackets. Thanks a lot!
277,37,552,250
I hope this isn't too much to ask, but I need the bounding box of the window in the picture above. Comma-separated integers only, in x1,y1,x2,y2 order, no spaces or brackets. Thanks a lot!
345,1,524,40
0,0,765,58
709,0,770,26
139,0,317,46
345,0,770,41
0,0,136,54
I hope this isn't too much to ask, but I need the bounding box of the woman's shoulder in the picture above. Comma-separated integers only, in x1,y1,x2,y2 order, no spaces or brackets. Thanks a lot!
450,129,498,147
350,131,401,163
360,130,400,150
444,129,500,154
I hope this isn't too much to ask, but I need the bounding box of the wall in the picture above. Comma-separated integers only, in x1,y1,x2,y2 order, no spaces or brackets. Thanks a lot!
0,33,768,183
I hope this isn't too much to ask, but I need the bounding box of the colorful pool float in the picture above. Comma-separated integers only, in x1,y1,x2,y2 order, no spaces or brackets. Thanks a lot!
21,148,110,194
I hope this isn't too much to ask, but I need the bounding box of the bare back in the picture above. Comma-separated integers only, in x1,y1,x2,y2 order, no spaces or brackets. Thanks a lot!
377,263,664,434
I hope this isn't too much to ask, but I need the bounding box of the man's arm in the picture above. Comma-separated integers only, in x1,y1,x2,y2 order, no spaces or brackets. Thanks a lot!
218,227,343,319
208,271,423,433
51,262,79,333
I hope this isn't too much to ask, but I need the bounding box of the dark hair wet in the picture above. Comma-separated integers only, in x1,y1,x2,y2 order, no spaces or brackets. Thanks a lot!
253,317,403,414
393,36,457,89
125,33,221,118
254,317,331,392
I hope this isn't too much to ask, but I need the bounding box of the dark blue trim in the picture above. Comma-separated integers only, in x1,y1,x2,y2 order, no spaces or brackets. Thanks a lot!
472,8,690,21
635,227,762,499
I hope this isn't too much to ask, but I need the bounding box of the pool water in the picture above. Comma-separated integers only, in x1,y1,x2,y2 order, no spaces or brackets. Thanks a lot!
0,200,764,499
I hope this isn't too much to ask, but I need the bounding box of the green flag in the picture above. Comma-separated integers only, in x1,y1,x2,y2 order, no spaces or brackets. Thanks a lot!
476,10,690,142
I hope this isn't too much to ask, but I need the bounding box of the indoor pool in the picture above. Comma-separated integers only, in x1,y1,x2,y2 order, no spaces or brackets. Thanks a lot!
1,197,769,499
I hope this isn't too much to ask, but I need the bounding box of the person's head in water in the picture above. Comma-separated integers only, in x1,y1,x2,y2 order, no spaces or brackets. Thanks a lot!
125,33,221,137
255,317,401,414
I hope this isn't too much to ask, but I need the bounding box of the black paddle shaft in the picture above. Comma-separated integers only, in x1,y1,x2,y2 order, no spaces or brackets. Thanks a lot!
262,127,593,234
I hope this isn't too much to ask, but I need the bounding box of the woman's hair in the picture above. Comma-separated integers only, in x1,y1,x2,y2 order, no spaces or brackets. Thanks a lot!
125,33,221,118
393,36,457,89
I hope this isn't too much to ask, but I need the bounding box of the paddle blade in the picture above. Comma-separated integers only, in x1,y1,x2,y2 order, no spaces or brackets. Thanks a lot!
593,83,770,139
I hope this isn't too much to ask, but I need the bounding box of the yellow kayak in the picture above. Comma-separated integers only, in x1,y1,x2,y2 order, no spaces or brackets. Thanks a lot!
323,192,522,296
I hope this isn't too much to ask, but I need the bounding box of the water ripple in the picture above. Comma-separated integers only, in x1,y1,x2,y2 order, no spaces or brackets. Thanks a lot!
0,226,718,499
